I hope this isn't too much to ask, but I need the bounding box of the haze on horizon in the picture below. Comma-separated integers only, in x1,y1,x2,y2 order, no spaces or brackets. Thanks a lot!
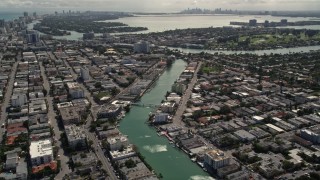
0,0,319,13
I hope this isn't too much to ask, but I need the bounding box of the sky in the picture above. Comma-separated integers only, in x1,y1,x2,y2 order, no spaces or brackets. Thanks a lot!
0,0,319,13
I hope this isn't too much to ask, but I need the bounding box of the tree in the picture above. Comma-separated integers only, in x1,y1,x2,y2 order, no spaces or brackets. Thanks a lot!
87,140,93,148
111,88,120,96
124,159,136,168
124,105,131,112
42,89,48,96
94,82,102,89
282,160,294,171
220,105,231,114
118,71,125,76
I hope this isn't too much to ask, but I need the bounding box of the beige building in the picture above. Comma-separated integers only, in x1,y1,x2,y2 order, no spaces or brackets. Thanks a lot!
204,149,230,169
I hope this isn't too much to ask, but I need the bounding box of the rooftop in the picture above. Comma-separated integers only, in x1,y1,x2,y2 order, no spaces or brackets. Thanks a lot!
206,149,230,161
29,139,53,159
65,125,86,141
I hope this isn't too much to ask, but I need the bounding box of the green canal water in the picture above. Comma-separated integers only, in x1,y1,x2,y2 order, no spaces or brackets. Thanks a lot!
119,60,213,180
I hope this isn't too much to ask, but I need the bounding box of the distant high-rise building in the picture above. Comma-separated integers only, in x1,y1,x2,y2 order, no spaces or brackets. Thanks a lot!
0,19,4,27
249,19,257,26
83,32,95,40
280,19,288,26
80,67,90,81
26,30,40,43
133,41,150,53
33,12,37,17
23,12,28,17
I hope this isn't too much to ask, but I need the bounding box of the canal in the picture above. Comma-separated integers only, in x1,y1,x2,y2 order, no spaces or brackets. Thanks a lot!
119,60,212,180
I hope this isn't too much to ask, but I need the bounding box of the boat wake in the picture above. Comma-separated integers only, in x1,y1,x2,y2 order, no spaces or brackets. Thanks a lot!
189,175,215,180
143,145,167,153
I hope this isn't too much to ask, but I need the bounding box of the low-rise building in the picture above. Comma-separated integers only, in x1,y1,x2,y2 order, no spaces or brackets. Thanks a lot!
172,82,186,94
60,107,81,125
98,105,122,119
300,126,320,144
154,113,170,124
29,139,53,166
233,130,256,142
204,149,230,170
107,135,129,151
160,102,175,113
11,93,27,107
110,145,136,161
67,82,84,99
65,125,87,149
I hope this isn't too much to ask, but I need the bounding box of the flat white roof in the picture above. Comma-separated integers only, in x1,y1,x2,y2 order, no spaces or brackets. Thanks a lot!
253,116,264,121
266,123,284,132
29,139,53,158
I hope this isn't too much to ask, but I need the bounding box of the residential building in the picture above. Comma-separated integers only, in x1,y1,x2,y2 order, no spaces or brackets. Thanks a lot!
154,113,170,124
129,86,142,95
160,102,175,113
11,94,27,107
25,30,40,43
59,107,81,125
301,127,320,144
80,67,90,81
172,82,186,94
204,149,230,169
233,130,256,142
65,125,87,149
29,139,53,166
66,82,84,99
110,145,136,161
107,135,129,151
133,41,150,53
98,105,122,119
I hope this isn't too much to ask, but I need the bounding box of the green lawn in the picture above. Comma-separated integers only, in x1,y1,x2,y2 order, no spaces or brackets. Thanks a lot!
202,66,222,73
216,31,320,50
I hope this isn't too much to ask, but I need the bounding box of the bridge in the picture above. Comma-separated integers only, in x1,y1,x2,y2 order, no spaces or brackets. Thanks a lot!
131,103,160,108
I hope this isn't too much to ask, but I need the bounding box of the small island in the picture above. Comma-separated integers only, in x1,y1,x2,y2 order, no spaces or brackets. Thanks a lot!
121,27,320,51
33,11,148,35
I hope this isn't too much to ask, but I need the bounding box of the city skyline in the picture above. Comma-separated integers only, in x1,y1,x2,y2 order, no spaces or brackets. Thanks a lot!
0,0,320,12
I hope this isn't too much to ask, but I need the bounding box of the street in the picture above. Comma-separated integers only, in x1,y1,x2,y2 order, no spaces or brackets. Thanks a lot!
0,60,18,142
58,54,117,180
39,59,72,178
172,61,202,128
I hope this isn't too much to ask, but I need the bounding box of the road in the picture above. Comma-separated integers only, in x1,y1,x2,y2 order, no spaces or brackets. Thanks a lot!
0,60,18,143
58,54,117,179
56,53,98,116
84,120,117,180
172,61,202,127
39,60,71,178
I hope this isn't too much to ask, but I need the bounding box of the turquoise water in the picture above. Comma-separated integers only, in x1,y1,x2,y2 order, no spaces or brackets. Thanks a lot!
119,60,213,180
0,12,22,21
